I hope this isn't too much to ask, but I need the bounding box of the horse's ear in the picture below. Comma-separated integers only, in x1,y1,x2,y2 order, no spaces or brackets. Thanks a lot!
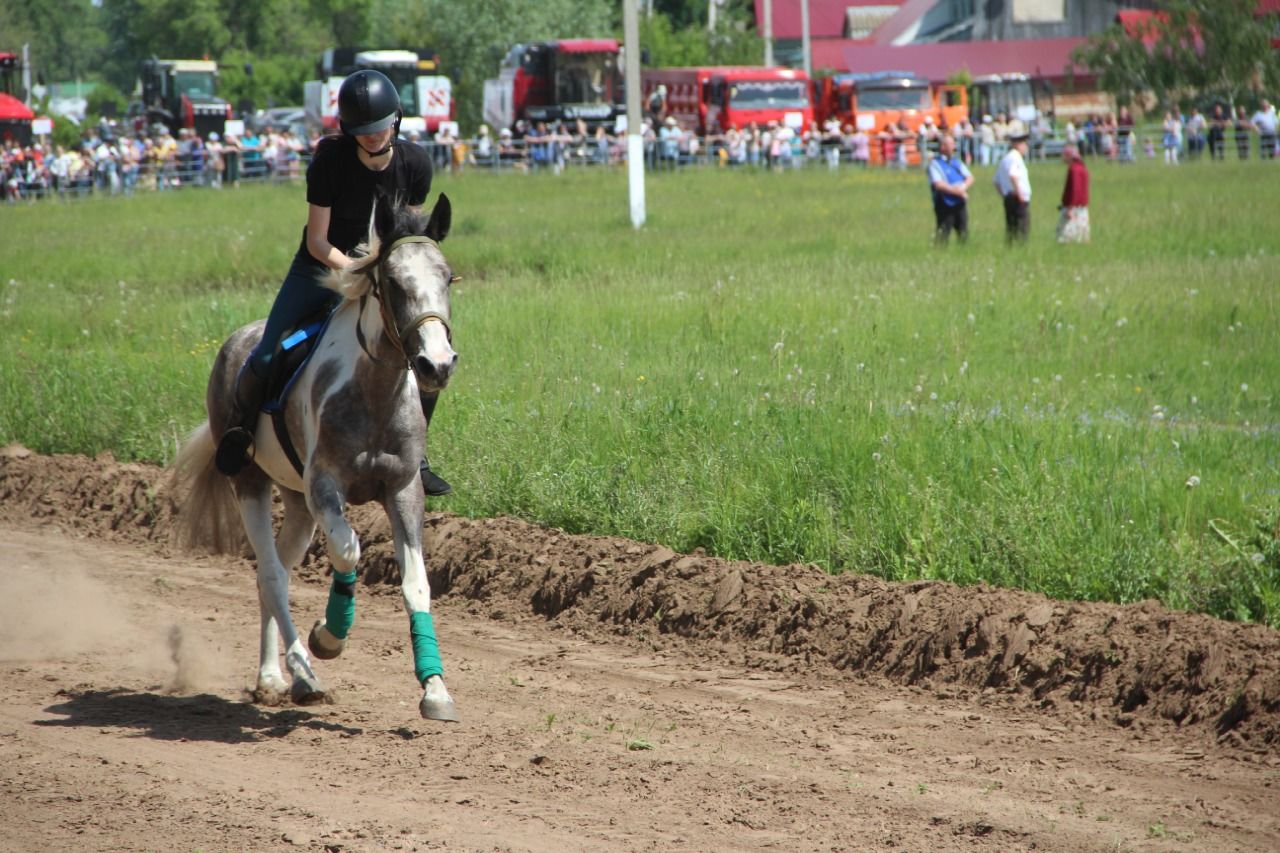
373,188,397,241
424,193,451,243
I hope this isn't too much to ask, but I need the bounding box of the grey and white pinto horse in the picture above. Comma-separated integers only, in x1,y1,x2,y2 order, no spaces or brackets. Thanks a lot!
172,193,459,721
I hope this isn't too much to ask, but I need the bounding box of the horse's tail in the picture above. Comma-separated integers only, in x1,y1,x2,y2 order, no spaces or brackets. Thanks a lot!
169,421,245,555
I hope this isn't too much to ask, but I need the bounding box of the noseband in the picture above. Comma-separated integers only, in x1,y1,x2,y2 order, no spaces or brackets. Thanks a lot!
356,235,452,369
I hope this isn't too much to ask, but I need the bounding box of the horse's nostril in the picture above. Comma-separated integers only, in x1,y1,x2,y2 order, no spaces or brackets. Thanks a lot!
415,355,436,377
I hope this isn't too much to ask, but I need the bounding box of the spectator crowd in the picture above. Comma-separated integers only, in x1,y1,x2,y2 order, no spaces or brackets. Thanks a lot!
4,98,1277,203
2,118,311,201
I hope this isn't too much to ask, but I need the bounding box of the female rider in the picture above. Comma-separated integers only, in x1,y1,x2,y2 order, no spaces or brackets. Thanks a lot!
215,69,451,496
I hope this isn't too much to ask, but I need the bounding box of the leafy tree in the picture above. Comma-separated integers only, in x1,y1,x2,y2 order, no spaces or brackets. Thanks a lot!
1073,0,1280,111
640,0,763,68
0,0,108,85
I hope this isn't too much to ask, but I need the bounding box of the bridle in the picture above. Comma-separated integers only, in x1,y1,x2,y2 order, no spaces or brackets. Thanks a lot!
355,235,454,369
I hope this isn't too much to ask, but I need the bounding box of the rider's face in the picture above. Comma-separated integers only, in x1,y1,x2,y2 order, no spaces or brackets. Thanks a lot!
355,126,393,153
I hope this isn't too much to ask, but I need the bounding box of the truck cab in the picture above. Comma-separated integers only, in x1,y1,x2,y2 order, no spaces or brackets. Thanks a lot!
643,66,811,137
135,59,232,139
304,48,453,138
483,39,622,131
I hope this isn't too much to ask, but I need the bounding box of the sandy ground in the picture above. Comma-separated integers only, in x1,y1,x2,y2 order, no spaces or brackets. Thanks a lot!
1,448,1278,852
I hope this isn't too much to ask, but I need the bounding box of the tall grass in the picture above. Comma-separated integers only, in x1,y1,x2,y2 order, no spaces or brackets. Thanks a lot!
1,159,1276,625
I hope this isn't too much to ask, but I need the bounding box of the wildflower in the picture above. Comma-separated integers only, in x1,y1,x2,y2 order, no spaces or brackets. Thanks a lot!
1252,553,1266,564
1185,475,1200,489
872,452,881,462
637,375,646,383
1240,383,1249,393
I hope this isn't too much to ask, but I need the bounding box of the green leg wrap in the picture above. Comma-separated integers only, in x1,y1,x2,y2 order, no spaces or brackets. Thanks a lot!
324,571,358,640
410,610,444,685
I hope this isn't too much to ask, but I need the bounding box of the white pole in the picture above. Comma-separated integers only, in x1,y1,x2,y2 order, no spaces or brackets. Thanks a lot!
763,0,774,67
624,0,646,229
22,43,32,107
801,0,811,78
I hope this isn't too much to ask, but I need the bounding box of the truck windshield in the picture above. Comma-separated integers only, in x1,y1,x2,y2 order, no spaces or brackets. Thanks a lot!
379,67,420,116
728,81,808,110
174,72,217,100
555,52,617,105
984,81,1034,117
856,86,931,112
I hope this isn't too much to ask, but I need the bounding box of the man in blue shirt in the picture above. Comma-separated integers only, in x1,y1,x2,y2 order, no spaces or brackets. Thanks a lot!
927,133,973,245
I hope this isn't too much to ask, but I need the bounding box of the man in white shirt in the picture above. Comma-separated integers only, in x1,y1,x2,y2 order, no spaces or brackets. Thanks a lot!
1252,99,1277,160
994,132,1031,244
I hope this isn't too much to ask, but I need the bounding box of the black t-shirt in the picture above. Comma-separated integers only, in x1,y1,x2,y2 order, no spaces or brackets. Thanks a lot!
301,135,432,255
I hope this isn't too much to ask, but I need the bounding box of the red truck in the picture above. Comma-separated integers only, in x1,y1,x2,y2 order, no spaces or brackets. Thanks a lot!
641,66,813,135
0,51,35,145
482,39,623,130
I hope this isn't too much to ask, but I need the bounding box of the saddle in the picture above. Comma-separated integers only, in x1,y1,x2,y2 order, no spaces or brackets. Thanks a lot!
260,308,335,477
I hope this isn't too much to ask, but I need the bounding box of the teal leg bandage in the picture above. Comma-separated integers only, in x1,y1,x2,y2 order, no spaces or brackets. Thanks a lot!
324,571,358,640
410,611,444,685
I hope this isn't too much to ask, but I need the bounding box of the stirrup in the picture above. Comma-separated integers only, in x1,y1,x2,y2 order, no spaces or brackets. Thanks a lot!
419,460,452,497
215,426,256,476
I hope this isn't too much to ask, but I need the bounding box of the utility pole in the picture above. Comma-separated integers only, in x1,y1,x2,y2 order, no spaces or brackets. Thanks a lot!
624,0,646,229
801,0,811,78
763,0,774,67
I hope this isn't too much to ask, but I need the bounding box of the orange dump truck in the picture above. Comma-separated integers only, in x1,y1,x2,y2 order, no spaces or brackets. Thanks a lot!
812,72,967,164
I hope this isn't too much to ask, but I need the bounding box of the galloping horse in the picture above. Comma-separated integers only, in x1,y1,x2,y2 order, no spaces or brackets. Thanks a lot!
172,193,459,721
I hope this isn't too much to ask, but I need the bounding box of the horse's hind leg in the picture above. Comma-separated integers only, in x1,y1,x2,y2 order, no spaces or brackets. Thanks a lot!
237,475,325,705
387,485,457,722
254,490,314,700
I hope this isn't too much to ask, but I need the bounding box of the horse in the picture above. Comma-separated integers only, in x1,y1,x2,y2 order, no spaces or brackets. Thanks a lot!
171,192,460,721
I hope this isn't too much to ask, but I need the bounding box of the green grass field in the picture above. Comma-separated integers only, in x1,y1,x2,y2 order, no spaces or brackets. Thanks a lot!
1,158,1276,626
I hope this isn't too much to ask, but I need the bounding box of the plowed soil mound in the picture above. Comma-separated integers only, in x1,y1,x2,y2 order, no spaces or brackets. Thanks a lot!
3,446,1276,751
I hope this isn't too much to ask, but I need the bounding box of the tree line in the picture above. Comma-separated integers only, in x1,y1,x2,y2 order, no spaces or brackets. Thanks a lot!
0,0,761,132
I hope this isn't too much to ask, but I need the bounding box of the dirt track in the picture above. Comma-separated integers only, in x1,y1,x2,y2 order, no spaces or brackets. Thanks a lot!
1,447,1278,852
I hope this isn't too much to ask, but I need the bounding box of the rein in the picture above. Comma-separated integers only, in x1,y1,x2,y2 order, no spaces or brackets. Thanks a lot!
355,235,452,369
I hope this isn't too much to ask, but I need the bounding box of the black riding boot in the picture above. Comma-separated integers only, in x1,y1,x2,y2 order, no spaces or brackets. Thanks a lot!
215,363,268,476
419,390,452,496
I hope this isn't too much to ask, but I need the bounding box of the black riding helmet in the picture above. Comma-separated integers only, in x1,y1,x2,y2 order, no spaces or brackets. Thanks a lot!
338,69,401,137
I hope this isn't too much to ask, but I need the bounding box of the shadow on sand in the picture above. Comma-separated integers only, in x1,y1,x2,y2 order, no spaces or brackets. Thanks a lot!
34,688,363,743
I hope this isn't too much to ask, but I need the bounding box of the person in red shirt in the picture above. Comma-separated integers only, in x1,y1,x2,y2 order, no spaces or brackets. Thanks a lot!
1057,144,1090,244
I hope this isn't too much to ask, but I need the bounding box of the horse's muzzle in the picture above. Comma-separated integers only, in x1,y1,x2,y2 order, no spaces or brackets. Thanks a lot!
414,352,458,391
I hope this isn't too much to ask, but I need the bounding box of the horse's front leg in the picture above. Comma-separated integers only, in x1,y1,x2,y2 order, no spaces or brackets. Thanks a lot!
306,471,361,661
236,474,325,704
387,483,458,722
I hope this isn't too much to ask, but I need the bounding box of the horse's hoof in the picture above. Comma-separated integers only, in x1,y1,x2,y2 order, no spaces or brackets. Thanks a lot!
290,675,327,706
308,620,346,660
419,695,459,722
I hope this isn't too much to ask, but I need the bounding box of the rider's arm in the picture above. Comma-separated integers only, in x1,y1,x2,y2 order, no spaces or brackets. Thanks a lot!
305,204,353,270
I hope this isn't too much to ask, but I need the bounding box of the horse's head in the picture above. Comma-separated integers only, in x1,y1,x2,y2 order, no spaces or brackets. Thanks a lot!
340,192,458,393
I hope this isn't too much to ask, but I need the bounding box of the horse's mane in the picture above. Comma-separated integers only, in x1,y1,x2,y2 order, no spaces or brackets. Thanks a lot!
323,204,431,301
